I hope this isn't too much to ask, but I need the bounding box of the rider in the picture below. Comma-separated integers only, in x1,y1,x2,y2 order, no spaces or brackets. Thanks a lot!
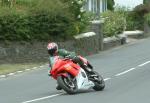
47,42,94,90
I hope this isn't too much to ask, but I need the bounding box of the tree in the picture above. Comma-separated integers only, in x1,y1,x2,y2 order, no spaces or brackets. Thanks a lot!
10,0,16,7
1,0,16,7
61,0,85,21
1,0,9,6
107,0,115,11
143,0,150,4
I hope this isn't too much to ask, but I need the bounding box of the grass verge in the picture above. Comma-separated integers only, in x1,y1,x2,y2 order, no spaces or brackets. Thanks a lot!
0,63,45,75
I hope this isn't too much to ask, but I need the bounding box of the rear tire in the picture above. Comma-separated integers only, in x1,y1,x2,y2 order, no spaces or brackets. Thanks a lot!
92,71,105,91
57,75,77,94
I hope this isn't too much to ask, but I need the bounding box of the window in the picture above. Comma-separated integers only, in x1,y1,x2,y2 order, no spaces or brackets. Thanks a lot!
100,0,103,13
89,0,92,11
90,0,98,13
84,0,107,13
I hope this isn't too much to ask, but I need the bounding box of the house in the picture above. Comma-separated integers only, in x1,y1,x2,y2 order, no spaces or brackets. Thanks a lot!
84,0,108,13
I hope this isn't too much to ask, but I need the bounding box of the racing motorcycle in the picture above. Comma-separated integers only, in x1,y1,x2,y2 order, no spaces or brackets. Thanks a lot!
50,56,105,94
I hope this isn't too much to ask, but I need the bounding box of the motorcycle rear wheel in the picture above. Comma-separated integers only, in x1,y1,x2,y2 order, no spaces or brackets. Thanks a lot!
57,75,77,94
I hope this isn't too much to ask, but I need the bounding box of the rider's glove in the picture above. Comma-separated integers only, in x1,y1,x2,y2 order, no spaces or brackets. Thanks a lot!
88,63,93,69
48,73,51,76
48,70,52,76
65,55,74,59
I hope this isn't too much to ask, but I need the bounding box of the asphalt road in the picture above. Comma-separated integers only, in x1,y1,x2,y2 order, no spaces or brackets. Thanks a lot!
1,38,150,103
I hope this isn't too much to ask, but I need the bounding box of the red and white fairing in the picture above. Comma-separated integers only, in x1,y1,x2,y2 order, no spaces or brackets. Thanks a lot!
50,56,95,90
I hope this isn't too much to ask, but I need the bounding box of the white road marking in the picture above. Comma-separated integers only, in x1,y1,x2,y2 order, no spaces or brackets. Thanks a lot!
17,71,23,73
104,78,111,81
7,73,15,76
22,93,64,103
0,75,6,78
21,77,110,103
40,66,44,68
0,64,47,79
25,69,31,71
21,78,110,103
19,60,150,103
32,67,37,70
115,68,136,76
45,64,49,66
138,61,150,67
115,61,150,77
3,60,150,103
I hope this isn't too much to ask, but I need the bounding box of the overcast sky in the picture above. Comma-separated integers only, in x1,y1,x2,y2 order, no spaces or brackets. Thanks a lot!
114,0,143,9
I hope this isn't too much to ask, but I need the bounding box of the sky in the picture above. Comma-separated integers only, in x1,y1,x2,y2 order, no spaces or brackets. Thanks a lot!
114,0,143,9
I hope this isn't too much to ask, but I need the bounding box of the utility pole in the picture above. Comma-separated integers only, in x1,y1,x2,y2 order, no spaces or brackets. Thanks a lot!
96,0,100,19
10,0,16,7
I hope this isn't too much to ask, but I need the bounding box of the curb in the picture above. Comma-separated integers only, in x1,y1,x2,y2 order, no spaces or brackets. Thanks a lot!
0,63,48,79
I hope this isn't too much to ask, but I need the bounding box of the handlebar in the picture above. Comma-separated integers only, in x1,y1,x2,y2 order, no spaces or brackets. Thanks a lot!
62,58,72,61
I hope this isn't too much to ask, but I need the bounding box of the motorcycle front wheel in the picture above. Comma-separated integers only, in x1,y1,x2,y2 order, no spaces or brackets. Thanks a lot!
92,71,105,91
57,74,77,94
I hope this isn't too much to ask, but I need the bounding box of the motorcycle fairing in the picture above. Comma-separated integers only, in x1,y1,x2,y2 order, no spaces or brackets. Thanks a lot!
76,68,95,90
50,58,80,79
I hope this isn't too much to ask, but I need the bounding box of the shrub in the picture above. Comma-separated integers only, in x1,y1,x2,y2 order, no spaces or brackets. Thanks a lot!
144,13,150,26
107,0,115,11
101,11,126,37
144,0,150,4
126,3,150,30
126,11,145,30
0,7,30,41
60,0,88,33
28,0,78,40
134,4,150,14
0,0,87,41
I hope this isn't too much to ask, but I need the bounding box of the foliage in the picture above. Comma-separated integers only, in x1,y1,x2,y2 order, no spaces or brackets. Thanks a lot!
126,11,144,30
101,11,126,37
107,0,115,11
134,4,150,15
143,0,150,4
83,11,97,21
0,0,88,41
0,7,30,40
144,13,150,26
126,3,150,30
60,0,87,33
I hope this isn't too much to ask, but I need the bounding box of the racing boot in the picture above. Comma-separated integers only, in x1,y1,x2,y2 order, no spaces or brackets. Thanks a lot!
72,56,95,76
56,84,62,90
81,64,95,76
84,64,100,82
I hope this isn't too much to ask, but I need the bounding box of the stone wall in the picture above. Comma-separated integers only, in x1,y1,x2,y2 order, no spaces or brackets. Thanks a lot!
0,34,99,64
74,32,99,56
0,42,48,63
0,21,127,64
0,21,103,64
103,37,122,50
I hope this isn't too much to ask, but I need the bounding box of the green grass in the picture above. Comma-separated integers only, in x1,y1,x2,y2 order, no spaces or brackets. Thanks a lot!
0,63,45,75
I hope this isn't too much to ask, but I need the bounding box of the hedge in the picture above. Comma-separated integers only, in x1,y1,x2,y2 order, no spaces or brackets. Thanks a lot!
0,0,87,41
126,11,145,30
144,13,150,26
101,11,126,37
126,3,150,30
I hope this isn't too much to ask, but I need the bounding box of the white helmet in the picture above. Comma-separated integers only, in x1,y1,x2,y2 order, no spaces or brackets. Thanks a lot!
47,42,58,56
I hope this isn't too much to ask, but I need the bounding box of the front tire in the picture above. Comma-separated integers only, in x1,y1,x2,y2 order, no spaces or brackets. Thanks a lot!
92,71,105,91
57,75,77,94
